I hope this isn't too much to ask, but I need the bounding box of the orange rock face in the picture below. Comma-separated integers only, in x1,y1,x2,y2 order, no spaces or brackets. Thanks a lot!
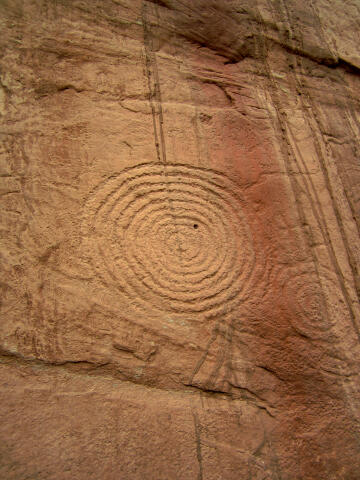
1,1,360,478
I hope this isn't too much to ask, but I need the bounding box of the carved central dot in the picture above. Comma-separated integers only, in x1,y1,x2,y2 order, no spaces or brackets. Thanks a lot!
193,224,198,229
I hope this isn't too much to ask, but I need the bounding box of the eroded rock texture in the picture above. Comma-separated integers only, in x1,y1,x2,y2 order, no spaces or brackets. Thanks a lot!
1,1,360,478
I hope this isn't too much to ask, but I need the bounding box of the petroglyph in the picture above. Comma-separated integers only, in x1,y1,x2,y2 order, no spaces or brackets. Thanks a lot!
82,163,255,316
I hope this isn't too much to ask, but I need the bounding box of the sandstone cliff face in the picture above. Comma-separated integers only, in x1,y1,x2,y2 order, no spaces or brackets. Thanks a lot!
0,1,360,479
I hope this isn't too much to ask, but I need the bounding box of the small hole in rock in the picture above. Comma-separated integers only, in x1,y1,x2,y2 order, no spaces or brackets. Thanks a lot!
193,224,198,229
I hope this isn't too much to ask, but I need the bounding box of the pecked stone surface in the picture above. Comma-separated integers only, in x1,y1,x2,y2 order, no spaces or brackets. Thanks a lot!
0,1,360,478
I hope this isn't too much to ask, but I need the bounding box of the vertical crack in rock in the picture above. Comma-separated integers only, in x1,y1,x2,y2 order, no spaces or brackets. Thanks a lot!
192,410,204,480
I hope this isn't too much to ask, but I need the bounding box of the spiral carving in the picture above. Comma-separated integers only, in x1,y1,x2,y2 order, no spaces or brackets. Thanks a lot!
283,272,331,338
82,163,256,316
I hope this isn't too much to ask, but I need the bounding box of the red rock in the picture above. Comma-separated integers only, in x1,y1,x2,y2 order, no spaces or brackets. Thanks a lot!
0,1,359,478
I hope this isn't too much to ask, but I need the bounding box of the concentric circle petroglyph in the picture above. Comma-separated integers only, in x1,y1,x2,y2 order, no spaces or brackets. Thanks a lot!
282,271,332,338
82,163,256,316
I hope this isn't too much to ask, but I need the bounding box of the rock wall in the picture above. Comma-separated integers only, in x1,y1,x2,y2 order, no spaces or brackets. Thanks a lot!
1,1,360,478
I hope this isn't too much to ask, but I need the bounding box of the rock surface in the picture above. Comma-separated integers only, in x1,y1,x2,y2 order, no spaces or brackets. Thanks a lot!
1,1,360,478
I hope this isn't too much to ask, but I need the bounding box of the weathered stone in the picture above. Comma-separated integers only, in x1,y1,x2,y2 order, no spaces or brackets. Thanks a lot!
0,1,359,478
